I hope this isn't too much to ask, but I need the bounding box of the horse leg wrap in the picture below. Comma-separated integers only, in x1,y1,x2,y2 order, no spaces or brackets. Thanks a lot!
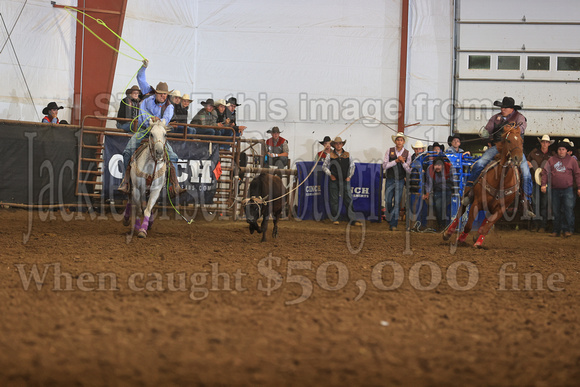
474,234,485,247
477,219,489,235
140,216,150,232
447,218,459,234
134,218,141,231
457,231,468,243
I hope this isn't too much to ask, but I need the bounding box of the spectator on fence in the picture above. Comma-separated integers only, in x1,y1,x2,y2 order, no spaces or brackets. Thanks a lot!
214,99,235,149
383,132,411,231
265,127,289,169
446,134,470,156
432,142,444,153
411,140,426,162
317,136,332,160
423,158,454,231
41,102,64,124
563,139,578,161
172,93,193,134
116,85,141,132
409,141,427,231
190,98,217,136
118,59,183,197
528,134,554,232
541,141,580,238
225,97,247,136
322,137,361,226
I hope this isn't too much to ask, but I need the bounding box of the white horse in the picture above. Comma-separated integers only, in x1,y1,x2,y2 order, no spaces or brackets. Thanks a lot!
122,119,169,238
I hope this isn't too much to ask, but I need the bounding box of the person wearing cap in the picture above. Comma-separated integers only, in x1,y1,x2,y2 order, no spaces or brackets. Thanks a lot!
445,134,470,156
383,132,412,231
541,141,580,238
527,135,555,232
317,136,332,160
225,97,247,136
462,96,534,217
41,102,64,124
265,127,289,169
423,157,454,231
116,85,141,132
172,93,193,133
190,99,217,135
322,137,361,226
119,60,183,197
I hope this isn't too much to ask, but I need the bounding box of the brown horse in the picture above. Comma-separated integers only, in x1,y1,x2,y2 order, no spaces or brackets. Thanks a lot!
443,124,524,248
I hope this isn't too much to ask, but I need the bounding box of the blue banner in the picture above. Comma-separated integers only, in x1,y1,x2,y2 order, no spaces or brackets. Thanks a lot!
103,135,220,203
296,161,382,222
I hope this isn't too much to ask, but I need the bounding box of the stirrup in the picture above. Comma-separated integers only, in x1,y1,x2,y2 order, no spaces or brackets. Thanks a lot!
461,186,473,206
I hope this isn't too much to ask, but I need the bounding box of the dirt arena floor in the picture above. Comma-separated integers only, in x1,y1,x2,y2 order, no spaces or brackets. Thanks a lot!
0,208,579,386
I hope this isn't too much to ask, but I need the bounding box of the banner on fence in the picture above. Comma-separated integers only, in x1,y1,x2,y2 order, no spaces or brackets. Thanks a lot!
103,135,221,203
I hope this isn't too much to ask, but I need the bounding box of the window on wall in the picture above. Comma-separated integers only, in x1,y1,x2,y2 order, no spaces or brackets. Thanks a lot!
527,56,550,71
468,55,491,69
557,57,580,71
498,56,520,70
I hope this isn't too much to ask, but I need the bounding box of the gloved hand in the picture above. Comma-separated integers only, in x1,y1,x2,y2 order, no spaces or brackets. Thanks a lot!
142,59,149,68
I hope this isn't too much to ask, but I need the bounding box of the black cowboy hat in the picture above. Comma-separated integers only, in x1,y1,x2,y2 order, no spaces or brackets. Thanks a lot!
42,101,64,115
319,135,331,145
447,134,461,147
200,98,215,106
227,97,241,106
556,141,572,152
433,157,446,166
493,96,521,110
267,126,281,134
432,141,445,152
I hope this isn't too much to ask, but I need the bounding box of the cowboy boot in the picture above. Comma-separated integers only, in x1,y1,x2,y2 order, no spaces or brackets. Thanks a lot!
522,195,535,219
168,165,186,197
117,164,132,194
461,185,474,206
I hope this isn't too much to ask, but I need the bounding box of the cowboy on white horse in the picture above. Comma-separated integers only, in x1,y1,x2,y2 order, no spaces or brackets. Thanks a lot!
118,59,185,197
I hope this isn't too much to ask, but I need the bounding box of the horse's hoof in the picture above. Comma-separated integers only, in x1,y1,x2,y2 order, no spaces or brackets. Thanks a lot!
474,243,484,249
442,233,451,241
138,230,147,238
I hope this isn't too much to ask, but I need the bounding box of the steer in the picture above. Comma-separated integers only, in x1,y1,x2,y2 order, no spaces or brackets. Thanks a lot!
242,173,286,242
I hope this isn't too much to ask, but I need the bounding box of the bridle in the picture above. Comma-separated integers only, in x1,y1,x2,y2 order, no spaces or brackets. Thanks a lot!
501,126,523,166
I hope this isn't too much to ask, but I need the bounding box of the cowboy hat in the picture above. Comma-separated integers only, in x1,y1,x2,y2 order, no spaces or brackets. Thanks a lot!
432,142,445,152
493,96,521,110
181,94,192,101
330,136,346,147
267,126,281,134
556,141,572,151
154,82,169,94
125,85,140,95
411,140,425,150
319,136,332,145
391,132,406,142
200,98,215,106
563,138,575,148
227,97,241,106
214,99,228,107
447,134,461,147
534,168,543,186
42,102,64,115
169,90,182,98
537,134,555,145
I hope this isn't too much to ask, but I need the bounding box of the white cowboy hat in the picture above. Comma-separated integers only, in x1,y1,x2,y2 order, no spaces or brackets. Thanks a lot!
182,94,192,101
563,138,575,147
537,135,555,145
391,132,406,142
169,89,182,98
411,140,425,149
534,168,543,186
214,99,228,107
330,136,346,147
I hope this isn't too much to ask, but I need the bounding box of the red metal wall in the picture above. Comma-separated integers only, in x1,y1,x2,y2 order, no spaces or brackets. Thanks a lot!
62,0,128,126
